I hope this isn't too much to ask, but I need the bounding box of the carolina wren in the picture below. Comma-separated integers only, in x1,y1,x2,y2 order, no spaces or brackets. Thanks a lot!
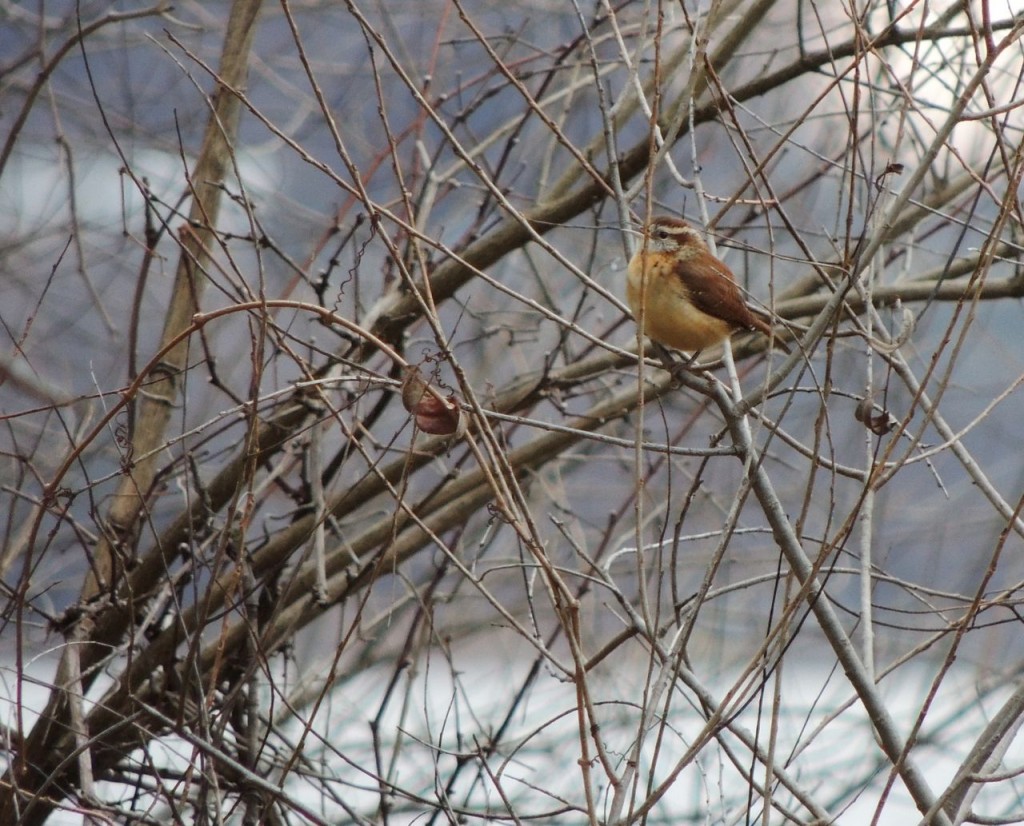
626,216,787,354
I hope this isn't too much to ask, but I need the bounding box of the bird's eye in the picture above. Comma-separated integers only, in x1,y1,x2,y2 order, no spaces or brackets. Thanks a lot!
655,230,668,240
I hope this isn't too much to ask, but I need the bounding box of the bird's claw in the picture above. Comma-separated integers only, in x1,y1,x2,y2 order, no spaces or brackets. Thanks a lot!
651,344,700,386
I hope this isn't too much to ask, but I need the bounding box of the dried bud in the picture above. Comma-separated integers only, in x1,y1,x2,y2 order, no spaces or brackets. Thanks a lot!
875,162,905,189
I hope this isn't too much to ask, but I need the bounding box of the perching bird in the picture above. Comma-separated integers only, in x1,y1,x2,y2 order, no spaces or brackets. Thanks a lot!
626,216,788,354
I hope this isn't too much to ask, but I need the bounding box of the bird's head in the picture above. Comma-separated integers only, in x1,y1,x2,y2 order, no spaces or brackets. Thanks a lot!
643,216,707,258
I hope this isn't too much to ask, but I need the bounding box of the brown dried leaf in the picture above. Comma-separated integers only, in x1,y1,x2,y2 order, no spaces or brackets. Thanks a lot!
854,396,896,436
401,366,465,437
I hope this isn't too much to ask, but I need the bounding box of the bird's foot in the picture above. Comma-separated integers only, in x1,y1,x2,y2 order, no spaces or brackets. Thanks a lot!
651,344,701,386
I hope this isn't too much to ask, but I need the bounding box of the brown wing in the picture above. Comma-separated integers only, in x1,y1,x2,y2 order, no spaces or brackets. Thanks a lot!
674,256,770,335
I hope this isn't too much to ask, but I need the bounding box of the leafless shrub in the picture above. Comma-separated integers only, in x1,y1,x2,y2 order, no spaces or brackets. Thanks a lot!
2,1,1023,824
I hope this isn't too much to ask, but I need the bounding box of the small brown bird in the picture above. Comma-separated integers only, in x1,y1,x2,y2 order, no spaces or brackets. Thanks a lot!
626,216,787,354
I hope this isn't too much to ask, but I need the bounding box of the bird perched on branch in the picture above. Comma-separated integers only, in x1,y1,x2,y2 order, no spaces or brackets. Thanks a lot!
626,216,788,357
